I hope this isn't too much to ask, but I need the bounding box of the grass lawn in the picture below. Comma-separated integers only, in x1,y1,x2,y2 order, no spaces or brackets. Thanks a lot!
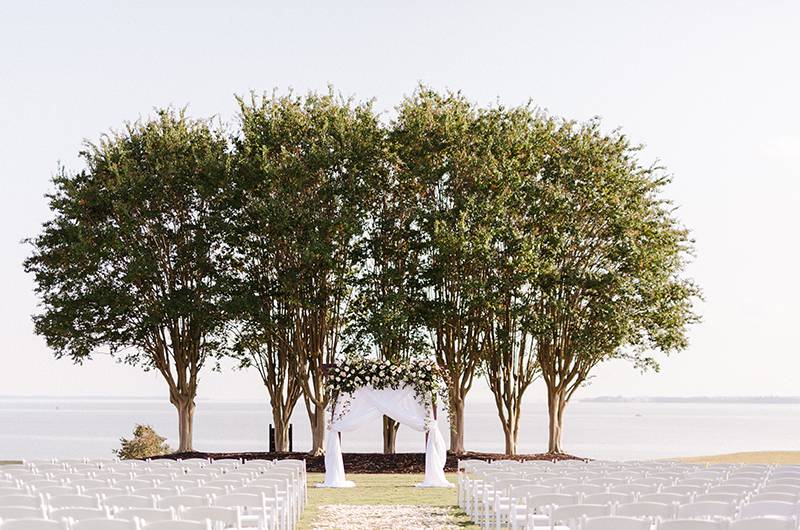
301,473,476,529
0,461,22,465
679,451,800,464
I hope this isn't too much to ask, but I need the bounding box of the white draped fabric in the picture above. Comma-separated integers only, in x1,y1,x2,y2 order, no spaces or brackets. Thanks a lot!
319,385,453,488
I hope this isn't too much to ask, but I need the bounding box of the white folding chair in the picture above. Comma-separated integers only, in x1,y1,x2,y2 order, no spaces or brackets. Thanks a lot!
583,516,650,530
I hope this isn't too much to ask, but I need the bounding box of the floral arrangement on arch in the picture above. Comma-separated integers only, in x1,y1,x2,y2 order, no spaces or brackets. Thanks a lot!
326,357,448,427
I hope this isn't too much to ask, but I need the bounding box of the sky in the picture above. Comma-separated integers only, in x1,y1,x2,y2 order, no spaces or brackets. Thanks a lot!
1,1,799,403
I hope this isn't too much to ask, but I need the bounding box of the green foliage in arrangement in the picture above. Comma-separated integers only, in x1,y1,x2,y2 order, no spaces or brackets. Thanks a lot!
114,424,172,460
326,357,447,413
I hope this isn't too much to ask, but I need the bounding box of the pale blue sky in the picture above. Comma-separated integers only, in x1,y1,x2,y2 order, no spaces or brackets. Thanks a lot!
1,1,798,401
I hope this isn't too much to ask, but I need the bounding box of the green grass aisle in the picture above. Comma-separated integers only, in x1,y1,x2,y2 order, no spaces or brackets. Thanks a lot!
300,473,477,529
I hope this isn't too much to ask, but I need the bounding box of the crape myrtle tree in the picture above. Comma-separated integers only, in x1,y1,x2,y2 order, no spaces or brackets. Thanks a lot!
476,105,552,455
344,140,430,454
234,90,383,455
24,110,231,452
391,88,491,454
532,118,700,453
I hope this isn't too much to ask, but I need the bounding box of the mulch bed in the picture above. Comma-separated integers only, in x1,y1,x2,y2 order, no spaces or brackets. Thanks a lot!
151,450,585,473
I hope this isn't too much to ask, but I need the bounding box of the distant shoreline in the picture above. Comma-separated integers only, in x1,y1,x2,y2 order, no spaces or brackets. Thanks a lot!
583,396,800,404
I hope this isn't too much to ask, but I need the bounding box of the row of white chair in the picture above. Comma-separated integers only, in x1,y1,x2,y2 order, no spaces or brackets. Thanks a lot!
458,459,800,530
1,458,307,530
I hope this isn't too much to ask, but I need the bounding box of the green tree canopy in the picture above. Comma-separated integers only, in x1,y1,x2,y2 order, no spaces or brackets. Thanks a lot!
25,109,231,452
232,89,385,454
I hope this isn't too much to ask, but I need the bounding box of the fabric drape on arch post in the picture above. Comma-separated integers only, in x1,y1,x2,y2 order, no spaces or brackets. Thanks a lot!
318,385,453,488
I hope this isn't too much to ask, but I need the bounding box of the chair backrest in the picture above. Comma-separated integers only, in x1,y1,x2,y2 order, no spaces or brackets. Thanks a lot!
694,493,742,504
611,484,658,496
115,480,155,490
739,500,798,518
140,521,212,530
761,484,800,495
510,484,556,499
48,507,107,521
181,487,225,498
663,486,705,496
157,495,208,510
71,519,139,530
616,501,675,519
582,492,634,505
179,506,240,526
728,518,797,530
639,492,692,505
748,492,797,503
46,495,100,509
550,503,611,523
676,501,735,519
0,495,42,508
769,478,800,486
0,506,46,519
526,493,579,511
583,516,651,530
37,487,79,498
103,495,155,509
707,485,751,495
133,488,179,498
560,484,605,496
70,480,109,490
0,521,69,530
211,493,264,510
0,489,26,497
657,520,727,530
115,507,174,522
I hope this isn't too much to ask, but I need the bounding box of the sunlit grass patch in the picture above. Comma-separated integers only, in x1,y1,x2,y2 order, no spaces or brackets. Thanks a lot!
301,473,476,529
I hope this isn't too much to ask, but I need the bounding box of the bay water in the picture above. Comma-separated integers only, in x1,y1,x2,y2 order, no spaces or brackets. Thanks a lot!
1,397,798,461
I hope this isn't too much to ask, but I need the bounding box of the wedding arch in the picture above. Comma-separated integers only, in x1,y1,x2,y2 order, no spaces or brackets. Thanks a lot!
318,358,453,488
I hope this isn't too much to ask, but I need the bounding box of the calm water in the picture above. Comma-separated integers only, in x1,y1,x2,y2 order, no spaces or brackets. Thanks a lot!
1,397,798,461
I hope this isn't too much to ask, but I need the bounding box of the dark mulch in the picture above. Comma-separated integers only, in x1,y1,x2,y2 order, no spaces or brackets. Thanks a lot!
150,450,585,473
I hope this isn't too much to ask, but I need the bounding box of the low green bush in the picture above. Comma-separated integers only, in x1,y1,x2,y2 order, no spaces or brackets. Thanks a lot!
114,424,172,460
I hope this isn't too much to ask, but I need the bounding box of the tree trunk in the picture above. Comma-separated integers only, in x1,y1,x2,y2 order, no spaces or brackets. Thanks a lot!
382,416,399,454
449,394,466,454
503,424,516,455
547,388,565,454
502,404,520,455
308,404,326,455
175,398,195,452
273,410,290,453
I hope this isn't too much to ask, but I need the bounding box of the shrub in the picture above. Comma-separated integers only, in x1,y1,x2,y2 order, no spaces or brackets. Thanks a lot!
114,424,172,459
